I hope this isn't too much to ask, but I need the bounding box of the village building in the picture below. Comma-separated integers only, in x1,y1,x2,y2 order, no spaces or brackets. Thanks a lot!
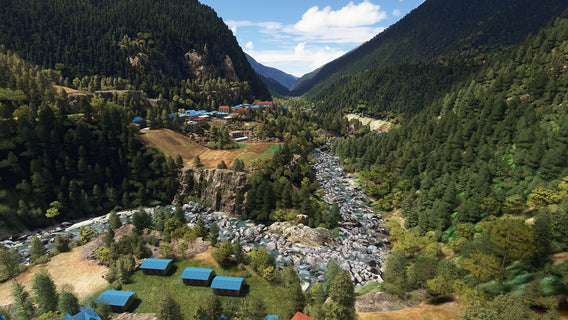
290,312,314,320
130,116,146,129
210,276,244,296
180,267,215,286
95,290,135,313
62,306,101,320
139,258,173,275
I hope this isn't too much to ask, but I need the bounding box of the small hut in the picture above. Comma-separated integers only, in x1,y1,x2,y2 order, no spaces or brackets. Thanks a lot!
95,290,135,313
139,258,173,275
291,312,314,320
210,276,244,296
180,267,215,286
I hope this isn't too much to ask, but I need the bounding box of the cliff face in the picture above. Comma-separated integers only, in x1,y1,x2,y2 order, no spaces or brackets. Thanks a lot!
176,167,249,214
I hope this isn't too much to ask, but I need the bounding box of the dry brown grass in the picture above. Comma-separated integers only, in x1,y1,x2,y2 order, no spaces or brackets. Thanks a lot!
52,85,80,95
137,128,280,168
0,248,108,305
357,300,462,320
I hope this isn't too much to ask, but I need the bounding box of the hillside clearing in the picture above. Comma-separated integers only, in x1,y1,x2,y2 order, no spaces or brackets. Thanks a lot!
136,128,281,167
0,248,108,305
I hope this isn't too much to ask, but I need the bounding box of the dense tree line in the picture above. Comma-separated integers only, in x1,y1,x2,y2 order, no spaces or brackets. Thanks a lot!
331,10,568,317
0,49,180,236
0,0,270,103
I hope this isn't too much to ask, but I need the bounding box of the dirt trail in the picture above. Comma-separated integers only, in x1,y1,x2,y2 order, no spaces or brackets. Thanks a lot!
0,248,108,305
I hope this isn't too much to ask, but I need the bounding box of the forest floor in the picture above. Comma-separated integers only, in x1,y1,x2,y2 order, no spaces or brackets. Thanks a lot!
137,128,281,167
0,248,108,305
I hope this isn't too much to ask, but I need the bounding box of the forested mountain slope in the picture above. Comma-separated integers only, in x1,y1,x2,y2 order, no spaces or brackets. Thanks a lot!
0,0,270,103
333,10,568,316
0,48,179,236
292,0,568,96
246,53,298,92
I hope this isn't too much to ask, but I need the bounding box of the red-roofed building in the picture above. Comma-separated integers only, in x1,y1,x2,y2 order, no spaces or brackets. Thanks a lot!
257,101,276,108
194,116,207,122
290,312,314,320
219,106,230,113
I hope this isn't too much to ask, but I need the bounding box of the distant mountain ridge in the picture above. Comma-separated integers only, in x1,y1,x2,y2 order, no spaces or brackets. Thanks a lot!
245,53,298,94
292,0,568,96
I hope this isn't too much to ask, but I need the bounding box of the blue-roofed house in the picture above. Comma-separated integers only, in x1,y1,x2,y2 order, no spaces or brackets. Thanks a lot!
96,290,136,312
265,316,279,320
180,267,215,286
139,258,173,275
62,306,102,320
210,276,244,296
130,116,146,129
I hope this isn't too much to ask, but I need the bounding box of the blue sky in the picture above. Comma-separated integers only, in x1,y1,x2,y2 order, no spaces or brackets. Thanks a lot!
199,0,425,77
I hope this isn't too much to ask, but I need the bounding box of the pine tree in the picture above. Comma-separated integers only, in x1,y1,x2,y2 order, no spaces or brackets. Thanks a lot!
12,281,35,320
58,288,79,316
29,236,46,261
32,272,57,314
157,295,182,320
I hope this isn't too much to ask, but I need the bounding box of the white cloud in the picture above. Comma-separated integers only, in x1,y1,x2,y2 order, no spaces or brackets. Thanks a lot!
393,9,401,16
247,42,346,77
290,1,387,43
245,41,254,50
295,1,387,31
228,1,387,44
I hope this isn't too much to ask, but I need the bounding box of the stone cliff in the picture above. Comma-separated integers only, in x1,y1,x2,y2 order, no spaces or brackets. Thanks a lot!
176,167,249,214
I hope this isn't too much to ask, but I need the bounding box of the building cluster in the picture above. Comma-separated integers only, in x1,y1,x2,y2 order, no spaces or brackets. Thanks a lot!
130,101,285,129
49,258,316,320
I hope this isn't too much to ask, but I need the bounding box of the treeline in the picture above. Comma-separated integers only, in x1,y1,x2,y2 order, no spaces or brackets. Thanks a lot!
331,10,568,316
0,0,270,105
0,50,180,235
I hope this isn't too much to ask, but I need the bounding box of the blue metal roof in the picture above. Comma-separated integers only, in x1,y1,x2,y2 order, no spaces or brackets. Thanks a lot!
131,116,144,123
139,258,173,271
210,276,243,291
265,316,279,320
180,267,214,280
95,290,135,307
62,306,102,320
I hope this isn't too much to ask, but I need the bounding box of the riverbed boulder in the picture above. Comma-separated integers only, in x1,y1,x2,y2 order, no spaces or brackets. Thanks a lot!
268,222,334,247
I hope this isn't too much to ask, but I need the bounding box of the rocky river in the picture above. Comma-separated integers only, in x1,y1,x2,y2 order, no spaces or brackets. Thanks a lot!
2,145,388,287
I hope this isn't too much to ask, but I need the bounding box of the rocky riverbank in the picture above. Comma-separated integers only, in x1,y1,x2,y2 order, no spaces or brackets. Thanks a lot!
3,145,387,287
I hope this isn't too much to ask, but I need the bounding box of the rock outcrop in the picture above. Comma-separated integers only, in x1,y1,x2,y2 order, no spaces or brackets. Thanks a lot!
268,222,334,247
176,167,249,214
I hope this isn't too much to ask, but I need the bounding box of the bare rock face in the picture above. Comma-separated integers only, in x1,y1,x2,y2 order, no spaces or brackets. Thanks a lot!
128,52,149,70
184,49,208,81
177,167,249,214
222,55,239,82
269,222,334,247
